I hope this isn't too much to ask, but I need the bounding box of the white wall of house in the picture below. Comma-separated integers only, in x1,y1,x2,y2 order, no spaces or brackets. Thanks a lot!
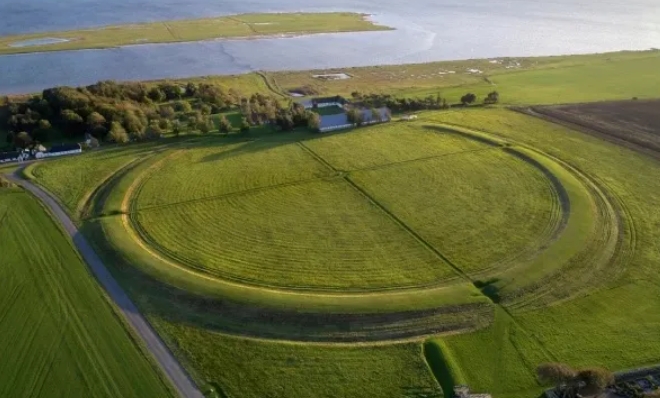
319,119,388,133
43,149,82,158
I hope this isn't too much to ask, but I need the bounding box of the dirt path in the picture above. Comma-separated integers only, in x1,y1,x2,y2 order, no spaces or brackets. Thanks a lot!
6,172,203,398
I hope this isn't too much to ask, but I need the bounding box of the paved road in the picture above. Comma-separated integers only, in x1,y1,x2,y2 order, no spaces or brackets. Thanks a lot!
7,172,204,398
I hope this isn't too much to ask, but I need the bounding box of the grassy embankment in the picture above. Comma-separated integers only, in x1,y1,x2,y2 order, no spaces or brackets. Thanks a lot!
0,187,173,397
0,13,390,55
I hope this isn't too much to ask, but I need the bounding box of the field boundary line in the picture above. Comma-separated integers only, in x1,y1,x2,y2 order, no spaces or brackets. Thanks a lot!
7,171,204,398
342,175,472,282
134,173,340,213
297,141,339,172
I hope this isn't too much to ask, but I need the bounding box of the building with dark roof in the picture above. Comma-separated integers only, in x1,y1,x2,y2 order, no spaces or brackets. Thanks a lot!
318,107,391,133
43,143,82,158
301,96,348,110
0,151,20,163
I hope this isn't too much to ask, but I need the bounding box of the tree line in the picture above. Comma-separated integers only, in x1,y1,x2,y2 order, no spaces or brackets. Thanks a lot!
349,90,499,112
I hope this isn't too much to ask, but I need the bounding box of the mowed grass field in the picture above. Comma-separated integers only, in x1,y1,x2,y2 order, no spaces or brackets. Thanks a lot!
349,147,560,275
135,141,333,208
0,188,172,397
301,123,487,171
0,12,389,55
136,178,457,290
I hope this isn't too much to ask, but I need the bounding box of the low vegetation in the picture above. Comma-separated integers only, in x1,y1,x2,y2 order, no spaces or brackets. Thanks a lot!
0,12,389,55
0,188,172,397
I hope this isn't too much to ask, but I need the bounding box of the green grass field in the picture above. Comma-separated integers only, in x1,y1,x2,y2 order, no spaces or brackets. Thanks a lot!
0,188,172,397
350,148,559,275
135,178,457,290
152,318,443,398
24,147,143,219
0,12,389,55
15,50,660,398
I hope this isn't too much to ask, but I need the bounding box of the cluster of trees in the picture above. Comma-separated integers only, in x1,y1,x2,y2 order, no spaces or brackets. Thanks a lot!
537,362,615,397
350,92,450,112
238,93,321,132
1,80,248,148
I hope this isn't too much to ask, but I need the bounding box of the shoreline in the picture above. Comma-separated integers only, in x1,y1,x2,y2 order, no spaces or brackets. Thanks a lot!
1,49,658,97
0,12,391,56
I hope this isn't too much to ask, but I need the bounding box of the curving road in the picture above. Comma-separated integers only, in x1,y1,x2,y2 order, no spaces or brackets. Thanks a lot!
6,172,204,398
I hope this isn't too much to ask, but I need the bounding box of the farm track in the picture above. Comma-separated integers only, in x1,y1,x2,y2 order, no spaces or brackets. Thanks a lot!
6,172,204,398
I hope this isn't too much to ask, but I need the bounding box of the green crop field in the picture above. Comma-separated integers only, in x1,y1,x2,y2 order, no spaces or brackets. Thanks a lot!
17,50,660,398
0,188,172,397
0,12,389,55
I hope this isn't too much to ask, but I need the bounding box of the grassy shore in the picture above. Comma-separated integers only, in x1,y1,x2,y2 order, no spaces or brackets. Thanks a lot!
0,12,389,55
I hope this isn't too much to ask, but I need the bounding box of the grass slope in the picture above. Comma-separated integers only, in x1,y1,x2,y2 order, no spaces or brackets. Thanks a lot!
152,318,443,398
0,188,172,397
0,13,389,55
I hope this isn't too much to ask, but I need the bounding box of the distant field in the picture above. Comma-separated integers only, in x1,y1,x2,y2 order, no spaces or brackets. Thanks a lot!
0,13,389,55
0,188,171,397
271,50,660,105
529,99,660,155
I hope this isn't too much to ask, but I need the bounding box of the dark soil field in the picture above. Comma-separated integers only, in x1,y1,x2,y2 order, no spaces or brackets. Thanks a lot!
524,99,660,158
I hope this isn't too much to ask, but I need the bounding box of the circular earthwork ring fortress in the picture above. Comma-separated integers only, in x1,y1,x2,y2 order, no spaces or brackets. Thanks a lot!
95,124,632,342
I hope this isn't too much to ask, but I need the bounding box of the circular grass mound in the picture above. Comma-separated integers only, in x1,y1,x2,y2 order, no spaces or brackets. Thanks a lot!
91,122,627,340
130,126,563,292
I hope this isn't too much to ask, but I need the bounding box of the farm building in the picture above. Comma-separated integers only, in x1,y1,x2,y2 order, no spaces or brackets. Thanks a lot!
319,107,391,133
42,143,82,158
301,95,348,110
0,151,20,164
